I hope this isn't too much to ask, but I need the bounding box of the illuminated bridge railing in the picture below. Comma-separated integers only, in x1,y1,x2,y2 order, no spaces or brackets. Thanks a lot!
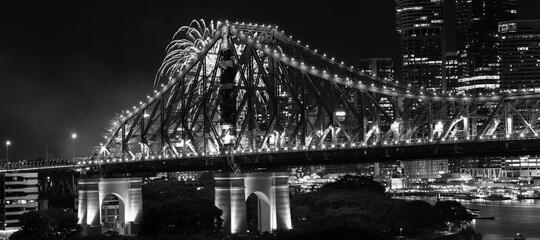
3,133,540,172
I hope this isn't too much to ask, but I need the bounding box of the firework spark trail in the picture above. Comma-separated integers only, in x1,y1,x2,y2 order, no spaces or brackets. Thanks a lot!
154,19,222,88
102,19,224,149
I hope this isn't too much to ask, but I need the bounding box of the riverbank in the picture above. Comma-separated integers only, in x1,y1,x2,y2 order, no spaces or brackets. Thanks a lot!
394,196,540,239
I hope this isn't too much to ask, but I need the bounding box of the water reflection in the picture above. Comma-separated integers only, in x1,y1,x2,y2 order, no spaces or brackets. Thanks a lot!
394,196,540,239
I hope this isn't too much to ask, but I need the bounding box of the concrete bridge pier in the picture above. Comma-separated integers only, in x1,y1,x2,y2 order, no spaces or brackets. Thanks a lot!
215,172,292,234
77,177,143,236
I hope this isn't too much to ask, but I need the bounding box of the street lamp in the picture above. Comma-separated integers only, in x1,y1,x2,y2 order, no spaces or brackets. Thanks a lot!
5,140,11,163
71,133,77,158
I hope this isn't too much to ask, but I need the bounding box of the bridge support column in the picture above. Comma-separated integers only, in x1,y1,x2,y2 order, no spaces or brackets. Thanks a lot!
273,173,292,230
215,173,248,234
215,172,292,234
77,177,143,236
78,179,102,235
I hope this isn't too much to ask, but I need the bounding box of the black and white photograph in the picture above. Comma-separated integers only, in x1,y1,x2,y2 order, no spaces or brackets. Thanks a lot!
1,1,540,239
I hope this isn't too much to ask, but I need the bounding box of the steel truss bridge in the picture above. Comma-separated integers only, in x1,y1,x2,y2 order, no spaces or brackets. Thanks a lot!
4,19,540,174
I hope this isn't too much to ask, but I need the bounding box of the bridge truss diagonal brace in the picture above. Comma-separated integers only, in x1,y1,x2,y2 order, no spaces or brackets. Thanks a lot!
474,99,505,141
98,28,224,160
507,102,537,135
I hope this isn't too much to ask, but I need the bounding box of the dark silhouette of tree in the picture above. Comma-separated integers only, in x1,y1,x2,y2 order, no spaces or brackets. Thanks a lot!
139,179,222,236
433,200,473,231
321,174,385,194
10,208,81,240
288,175,461,239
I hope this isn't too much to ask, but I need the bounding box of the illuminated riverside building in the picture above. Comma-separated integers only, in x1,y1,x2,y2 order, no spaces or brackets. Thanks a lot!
395,0,446,92
402,159,448,180
373,161,402,178
459,157,502,180
0,173,39,232
455,0,517,93
499,20,540,92
501,155,540,178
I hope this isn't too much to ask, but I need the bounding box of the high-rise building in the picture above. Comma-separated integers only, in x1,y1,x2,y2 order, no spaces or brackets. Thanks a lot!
499,20,540,92
455,0,517,93
0,173,39,232
358,58,396,119
358,58,395,81
395,0,446,92
445,52,459,91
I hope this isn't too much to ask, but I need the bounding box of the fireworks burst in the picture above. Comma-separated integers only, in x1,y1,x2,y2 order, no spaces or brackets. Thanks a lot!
154,19,223,87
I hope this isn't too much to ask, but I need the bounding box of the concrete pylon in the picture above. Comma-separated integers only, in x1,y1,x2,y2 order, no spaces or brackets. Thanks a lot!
214,172,292,234
78,178,143,236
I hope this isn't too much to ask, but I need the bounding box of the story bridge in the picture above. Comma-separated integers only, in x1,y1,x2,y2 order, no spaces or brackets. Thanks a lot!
3,19,540,174
3,19,540,235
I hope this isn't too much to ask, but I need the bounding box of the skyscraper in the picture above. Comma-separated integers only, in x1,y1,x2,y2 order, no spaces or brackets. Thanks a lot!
395,0,446,92
455,0,517,93
358,58,395,81
445,52,459,90
499,20,540,92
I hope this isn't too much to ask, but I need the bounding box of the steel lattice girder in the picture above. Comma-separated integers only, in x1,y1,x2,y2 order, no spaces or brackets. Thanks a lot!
96,21,540,162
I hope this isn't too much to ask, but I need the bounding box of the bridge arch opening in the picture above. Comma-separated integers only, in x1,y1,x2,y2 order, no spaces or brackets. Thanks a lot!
101,193,126,235
246,191,271,233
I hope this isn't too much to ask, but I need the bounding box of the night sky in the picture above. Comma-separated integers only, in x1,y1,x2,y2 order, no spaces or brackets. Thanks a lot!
1,1,539,161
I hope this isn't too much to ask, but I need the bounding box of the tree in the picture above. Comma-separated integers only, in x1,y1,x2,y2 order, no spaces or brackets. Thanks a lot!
433,200,473,231
10,208,81,240
139,179,222,236
321,174,385,194
290,175,445,239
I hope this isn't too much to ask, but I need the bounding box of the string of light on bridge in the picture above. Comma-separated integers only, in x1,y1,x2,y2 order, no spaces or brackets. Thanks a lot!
88,20,540,169
114,21,540,128
1,132,539,172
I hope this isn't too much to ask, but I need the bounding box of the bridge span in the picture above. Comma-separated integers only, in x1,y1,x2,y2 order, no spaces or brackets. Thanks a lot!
3,19,540,236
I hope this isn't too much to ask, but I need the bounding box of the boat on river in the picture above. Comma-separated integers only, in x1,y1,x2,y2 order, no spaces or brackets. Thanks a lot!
454,194,478,200
484,194,511,200
466,208,495,220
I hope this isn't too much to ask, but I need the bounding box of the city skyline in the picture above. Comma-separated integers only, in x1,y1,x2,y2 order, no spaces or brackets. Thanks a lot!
1,0,540,160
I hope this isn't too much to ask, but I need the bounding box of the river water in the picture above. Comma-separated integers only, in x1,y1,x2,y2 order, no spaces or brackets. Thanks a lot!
393,196,540,240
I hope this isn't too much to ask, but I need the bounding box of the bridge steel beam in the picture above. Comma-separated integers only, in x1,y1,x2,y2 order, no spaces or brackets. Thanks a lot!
7,20,540,173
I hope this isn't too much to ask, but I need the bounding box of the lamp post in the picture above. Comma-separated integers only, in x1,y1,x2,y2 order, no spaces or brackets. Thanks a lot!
5,140,10,163
71,133,77,158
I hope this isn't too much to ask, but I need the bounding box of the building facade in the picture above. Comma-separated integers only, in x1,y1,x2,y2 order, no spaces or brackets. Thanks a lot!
358,58,395,81
459,156,502,180
445,52,459,91
402,159,448,180
455,0,517,93
0,173,39,232
395,0,446,92
501,155,540,178
499,20,540,92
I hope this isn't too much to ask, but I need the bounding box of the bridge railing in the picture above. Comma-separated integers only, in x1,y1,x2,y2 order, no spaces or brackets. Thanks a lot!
2,133,539,172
